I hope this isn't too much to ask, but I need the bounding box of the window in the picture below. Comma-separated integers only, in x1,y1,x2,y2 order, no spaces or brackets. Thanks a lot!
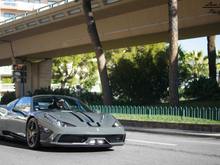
3,0,16,6
33,96,92,112
29,0,40,3
14,97,32,113
4,0,15,2
3,13,15,18
7,99,19,111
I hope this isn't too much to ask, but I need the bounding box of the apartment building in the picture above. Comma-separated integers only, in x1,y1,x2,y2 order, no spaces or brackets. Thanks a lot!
0,0,52,98
0,0,51,21
0,66,14,98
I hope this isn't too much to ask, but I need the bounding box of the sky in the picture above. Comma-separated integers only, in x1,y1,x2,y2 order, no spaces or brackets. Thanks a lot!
179,35,220,55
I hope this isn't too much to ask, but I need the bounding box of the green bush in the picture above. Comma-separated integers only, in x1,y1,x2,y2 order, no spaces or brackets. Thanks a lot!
1,77,13,84
109,46,169,105
79,92,102,105
184,77,220,100
0,88,102,105
0,92,16,105
30,87,102,105
32,88,71,96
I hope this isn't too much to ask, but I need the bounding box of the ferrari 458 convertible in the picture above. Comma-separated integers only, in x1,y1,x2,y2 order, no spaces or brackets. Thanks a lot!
0,95,125,149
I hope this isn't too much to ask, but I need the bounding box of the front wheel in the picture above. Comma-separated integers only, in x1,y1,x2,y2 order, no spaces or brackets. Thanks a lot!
26,118,40,149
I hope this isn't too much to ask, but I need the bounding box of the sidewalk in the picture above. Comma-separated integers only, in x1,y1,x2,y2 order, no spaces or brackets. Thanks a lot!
125,126,220,138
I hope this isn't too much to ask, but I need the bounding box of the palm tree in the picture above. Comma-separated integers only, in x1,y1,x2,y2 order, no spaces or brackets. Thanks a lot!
207,35,217,80
168,0,179,106
82,0,112,105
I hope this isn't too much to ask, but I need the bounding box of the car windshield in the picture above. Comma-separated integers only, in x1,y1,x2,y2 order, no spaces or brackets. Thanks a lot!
33,96,93,112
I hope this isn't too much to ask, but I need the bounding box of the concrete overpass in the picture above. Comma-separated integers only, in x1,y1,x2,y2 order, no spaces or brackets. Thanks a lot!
0,0,219,94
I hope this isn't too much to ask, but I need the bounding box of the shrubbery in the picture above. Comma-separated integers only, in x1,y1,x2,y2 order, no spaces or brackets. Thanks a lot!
184,77,220,100
109,45,169,105
31,87,103,105
0,91,16,105
0,88,102,105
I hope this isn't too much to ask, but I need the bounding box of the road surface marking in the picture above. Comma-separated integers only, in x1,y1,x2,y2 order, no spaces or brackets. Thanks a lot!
126,139,177,146
181,140,220,146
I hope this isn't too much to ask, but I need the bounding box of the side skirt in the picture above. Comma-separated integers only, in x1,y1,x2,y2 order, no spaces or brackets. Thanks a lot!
2,130,26,142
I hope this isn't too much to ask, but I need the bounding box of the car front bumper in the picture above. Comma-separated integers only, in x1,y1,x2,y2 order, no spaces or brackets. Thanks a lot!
40,126,126,147
41,137,125,148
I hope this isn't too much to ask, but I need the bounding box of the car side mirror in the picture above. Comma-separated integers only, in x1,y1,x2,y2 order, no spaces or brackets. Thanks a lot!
12,108,28,117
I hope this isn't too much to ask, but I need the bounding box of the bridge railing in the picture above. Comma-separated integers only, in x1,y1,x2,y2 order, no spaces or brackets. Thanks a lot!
89,105,220,121
0,0,77,25
0,0,121,25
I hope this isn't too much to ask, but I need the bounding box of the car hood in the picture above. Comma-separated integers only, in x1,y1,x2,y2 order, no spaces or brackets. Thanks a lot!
39,110,117,127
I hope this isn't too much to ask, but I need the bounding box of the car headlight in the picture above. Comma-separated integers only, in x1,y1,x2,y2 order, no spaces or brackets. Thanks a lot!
112,121,121,127
44,114,76,127
56,120,76,128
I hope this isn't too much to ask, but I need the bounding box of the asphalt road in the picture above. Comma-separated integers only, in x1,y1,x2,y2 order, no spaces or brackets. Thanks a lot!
0,131,219,165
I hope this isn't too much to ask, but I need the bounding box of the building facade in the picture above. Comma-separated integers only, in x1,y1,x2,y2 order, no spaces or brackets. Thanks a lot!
0,0,51,99
0,0,50,21
0,66,14,99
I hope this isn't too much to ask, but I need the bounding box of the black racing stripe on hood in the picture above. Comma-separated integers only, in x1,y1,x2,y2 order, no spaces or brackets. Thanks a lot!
86,122,100,127
78,111,94,123
69,112,84,122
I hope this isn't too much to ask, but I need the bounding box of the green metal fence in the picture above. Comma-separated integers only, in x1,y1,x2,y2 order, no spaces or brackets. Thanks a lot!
89,105,220,121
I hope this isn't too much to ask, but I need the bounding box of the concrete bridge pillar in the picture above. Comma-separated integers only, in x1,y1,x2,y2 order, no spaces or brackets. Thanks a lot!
15,59,52,97
26,59,52,94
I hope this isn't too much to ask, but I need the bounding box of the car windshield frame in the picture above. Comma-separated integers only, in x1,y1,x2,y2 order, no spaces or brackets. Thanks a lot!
33,95,93,113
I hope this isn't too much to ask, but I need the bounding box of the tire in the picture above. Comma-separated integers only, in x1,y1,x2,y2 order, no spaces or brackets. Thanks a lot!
26,118,40,149
0,135,4,140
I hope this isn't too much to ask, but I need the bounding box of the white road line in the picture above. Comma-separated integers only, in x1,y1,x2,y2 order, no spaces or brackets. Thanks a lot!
181,140,220,146
126,139,177,146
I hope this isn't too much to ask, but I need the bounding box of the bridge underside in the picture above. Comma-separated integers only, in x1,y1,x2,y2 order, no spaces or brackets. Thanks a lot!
0,0,219,66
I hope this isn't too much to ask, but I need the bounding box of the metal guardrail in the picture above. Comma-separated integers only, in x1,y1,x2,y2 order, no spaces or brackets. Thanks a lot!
0,0,77,25
0,0,120,25
89,105,220,121
0,1,47,11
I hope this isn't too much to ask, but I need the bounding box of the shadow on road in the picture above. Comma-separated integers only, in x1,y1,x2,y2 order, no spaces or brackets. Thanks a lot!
0,137,113,153
39,147,113,153
0,136,27,149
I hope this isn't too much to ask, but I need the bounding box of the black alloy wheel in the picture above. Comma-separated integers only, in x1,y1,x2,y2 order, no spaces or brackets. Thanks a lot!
26,118,40,149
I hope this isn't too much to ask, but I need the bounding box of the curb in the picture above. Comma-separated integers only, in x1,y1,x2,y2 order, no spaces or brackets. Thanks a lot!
119,120,220,132
125,127,220,138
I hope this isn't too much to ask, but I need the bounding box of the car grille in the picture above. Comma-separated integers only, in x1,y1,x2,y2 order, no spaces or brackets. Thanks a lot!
58,134,125,143
58,135,87,143
105,135,126,143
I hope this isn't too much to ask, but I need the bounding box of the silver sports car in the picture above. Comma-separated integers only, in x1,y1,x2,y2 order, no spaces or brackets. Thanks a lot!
0,95,126,149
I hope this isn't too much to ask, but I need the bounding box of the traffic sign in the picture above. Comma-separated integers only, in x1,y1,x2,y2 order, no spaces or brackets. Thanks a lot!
12,64,27,83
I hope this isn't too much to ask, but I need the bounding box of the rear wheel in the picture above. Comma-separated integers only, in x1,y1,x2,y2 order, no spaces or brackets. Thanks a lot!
0,135,4,140
26,118,40,149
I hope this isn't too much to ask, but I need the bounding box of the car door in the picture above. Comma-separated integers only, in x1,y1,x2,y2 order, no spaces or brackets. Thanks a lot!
0,99,18,136
0,107,8,136
5,97,32,138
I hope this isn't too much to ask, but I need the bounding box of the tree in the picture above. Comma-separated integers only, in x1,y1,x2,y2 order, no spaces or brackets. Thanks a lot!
109,44,169,105
52,54,98,90
82,0,112,105
179,51,208,80
178,47,191,84
207,35,217,80
217,51,220,73
184,76,219,100
168,0,179,106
